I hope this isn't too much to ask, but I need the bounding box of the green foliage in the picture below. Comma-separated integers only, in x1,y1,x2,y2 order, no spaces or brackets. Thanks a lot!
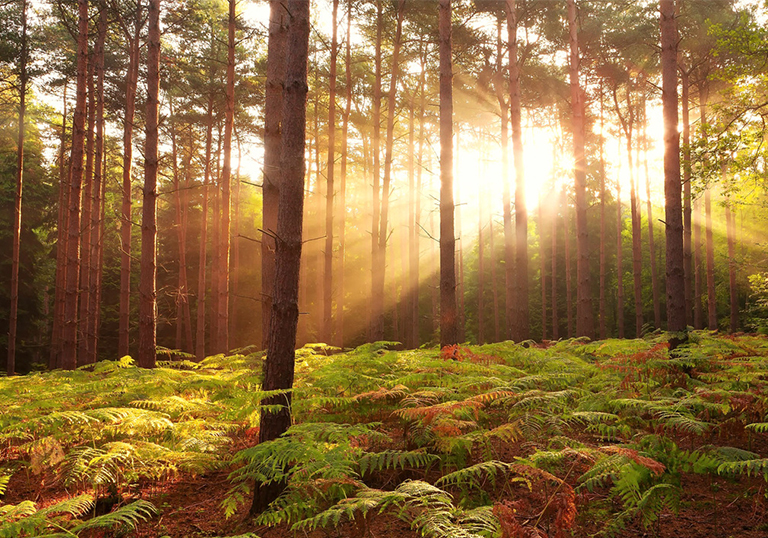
5,335,768,536
0,495,156,537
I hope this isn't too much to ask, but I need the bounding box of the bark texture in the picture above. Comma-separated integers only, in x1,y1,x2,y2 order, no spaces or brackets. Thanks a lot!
138,0,161,368
252,0,310,513
439,0,458,347
660,0,687,334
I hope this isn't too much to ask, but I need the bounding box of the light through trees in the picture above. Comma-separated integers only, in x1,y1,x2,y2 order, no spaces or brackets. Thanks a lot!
3,0,767,374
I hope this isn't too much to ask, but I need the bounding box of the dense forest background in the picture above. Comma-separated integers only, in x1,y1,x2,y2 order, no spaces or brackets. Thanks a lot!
1,0,768,373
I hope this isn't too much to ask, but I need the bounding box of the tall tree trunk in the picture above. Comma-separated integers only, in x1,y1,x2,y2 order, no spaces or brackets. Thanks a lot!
564,188,573,337
378,0,407,341
50,83,68,369
455,141,465,343
138,0,161,368
170,100,193,352
681,69,693,326
336,2,351,348
196,96,214,360
614,85,643,337
62,0,89,370
251,0,309,513
693,196,703,328
7,0,28,375
489,177,500,342
478,145,485,345
370,0,384,341
506,0,528,342
216,0,236,353
78,58,95,362
262,0,288,350
231,133,242,347
416,44,428,343
567,0,593,338
408,87,418,348
616,176,625,338
598,83,607,339
439,0,457,347
322,0,339,344
86,6,107,365
539,187,546,340
495,17,513,341
705,187,716,330
642,87,661,329
551,185,559,340
210,128,223,349
119,14,140,358
660,0,686,335
726,199,738,332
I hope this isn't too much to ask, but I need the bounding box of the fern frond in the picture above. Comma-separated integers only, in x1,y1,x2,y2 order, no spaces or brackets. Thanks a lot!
358,450,438,476
67,500,157,533
718,457,768,479
435,460,513,489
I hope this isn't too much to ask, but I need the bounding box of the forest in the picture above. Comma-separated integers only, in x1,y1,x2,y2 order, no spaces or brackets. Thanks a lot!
1,0,768,536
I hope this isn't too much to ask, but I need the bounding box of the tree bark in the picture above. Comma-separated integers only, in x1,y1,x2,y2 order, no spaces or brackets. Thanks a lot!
567,0,593,338
539,187,546,341
551,185,559,340
50,83,68,370
170,100,193,352
660,0,687,335
598,83,607,340
78,57,95,363
251,0,309,513
336,1,351,348
408,86,418,348
215,0,236,353
61,0,89,370
322,0,339,344
617,174,625,338
261,0,288,350
564,188,573,337
681,69,693,326
439,0,457,347
506,0,528,342
196,96,215,360
643,87,661,329
138,0,161,368
693,196,703,328
726,199,738,332
8,0,28,375
119,11,140,358
85,6,107,365
370,0,383,342
495,17,513,341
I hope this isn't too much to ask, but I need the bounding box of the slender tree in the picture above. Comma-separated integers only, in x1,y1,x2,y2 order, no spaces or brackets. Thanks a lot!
61,0,90,370
251,0,310,513
439,0,457,347
7,0,28,375
138,0,161,368
336,0,351,347
85,5,107,364
215,0,236,353
50,84,68,369
118,4,141,358
568,0,593,338
661,0,687,336
370,0,384,341
261,0,288,350
506,0,527,341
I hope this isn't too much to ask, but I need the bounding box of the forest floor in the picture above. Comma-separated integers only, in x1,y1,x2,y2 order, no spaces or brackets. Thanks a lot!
3,333,768,537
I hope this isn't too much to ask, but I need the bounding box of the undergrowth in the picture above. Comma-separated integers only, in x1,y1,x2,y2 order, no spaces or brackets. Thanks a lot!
2,333,768,536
